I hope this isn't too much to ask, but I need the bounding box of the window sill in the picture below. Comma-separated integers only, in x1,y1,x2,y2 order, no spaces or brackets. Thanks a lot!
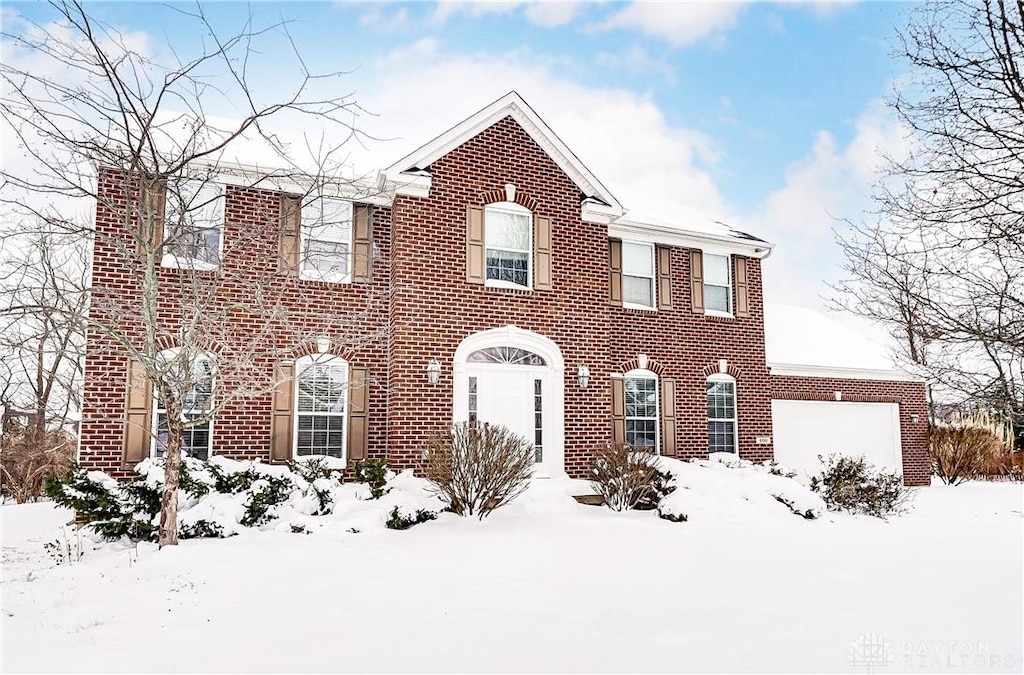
622,302,657,312
704,310,735,319
299,272,352,285
485,280,532,292
161,255,219,271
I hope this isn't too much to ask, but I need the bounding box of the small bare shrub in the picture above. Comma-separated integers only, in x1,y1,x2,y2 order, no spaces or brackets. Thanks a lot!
420,422,534,519
931,411,1012,485
1,421,76,503
590,442,660,511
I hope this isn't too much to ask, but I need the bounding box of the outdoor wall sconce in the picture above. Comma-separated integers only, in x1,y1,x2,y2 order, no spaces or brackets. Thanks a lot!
576,364,590,389
316,336,331,354
426,358,442,386
911,414,920,424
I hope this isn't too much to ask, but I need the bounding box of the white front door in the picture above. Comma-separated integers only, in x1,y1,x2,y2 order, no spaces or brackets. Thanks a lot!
473,367,544,464
452,327,566,478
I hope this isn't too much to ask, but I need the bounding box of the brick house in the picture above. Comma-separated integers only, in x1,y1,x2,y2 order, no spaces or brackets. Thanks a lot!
78,92,930,486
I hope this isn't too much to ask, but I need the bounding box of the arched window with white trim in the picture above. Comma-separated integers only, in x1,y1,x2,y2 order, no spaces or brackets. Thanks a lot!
154,349,215,460
707,374,738,454
624,369,659,450
294,354,348,458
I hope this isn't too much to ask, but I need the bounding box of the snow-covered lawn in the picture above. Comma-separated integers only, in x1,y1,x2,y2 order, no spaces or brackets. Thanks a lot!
3,478,1022,673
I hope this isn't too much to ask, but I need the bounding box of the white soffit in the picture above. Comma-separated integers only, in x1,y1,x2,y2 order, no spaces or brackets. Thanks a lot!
382,91,623,214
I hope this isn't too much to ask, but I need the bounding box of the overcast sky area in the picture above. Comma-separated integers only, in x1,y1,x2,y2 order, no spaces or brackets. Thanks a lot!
2,1,917,320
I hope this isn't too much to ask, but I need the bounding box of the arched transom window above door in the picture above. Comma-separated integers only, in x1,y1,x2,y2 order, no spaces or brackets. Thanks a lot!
466,346,546,366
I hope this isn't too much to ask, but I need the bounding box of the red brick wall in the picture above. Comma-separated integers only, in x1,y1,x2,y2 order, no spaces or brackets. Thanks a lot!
770,374,930,486
384,116,613,477
79,168,392,479
80,118,931,488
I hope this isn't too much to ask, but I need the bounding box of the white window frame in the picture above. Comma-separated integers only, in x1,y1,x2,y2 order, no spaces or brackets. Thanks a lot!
161,179,225,271
484,201,533,290
152,349,215,460
293,354,349,460
299,195,353,284
622,240,656,310
624,369,659,452
703,251,732,317
707,373,738,455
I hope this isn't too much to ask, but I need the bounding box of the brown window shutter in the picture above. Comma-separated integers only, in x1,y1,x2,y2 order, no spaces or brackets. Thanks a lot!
660,378,677,456
734,256,750,318
466,205,485,284
611,377,625,443
348,365,370,462
278,196,301,275
690,249,705,314
609,239,623,306
270,362,295,463
123,358,153,465
534,214,552,291
352,204,372,283
657,245,673,310
138,181,166,257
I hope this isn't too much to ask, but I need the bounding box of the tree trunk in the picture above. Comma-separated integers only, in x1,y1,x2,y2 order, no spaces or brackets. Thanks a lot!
158,420,183,547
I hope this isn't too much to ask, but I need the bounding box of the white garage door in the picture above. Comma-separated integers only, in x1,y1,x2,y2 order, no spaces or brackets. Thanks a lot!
771,400,903,481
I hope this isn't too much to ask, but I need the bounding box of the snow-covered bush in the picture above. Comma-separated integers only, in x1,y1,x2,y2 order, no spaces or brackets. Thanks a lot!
654,455,825,522
45,456,445,542
421,422,534,518
354,458,392,499
385,505,438,530
810,454,909,517
589,442,664,511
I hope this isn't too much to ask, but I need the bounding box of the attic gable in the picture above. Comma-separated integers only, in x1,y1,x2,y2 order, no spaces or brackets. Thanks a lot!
380,92,623,216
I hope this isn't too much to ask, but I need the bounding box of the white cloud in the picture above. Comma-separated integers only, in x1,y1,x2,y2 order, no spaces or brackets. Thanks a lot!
431,1,583,28
522,2,584,28
351,42,731,227
596,2,745,47
594,46,676,84
748,101,912,309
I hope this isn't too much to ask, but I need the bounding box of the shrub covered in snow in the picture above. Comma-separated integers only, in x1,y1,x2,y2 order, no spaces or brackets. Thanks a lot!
354,458,392,499
654,455,826,522
385,505,438,530
810,454,910,518
45,456,445,541
589,442,665,511
421,422,534,518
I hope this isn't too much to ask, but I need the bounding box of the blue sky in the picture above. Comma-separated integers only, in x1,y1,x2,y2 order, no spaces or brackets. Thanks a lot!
5,1,916,315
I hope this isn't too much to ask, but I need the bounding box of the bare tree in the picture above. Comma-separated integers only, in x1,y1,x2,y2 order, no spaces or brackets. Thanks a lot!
1,1,384,544
832,0,1024,445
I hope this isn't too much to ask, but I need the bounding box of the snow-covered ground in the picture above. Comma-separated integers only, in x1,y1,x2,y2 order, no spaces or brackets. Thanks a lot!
3,478,1022,673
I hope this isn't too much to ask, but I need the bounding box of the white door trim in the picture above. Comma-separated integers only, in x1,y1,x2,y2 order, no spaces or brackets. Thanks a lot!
452,325,566,478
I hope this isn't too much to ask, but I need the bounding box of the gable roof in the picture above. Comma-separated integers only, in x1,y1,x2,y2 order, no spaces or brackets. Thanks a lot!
382,91,623,213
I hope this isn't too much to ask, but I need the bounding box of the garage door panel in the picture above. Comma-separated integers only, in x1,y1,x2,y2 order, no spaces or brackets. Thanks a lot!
771,400,902,481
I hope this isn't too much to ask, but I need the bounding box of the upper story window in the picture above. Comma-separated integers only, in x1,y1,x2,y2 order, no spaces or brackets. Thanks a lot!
485,202,532,289
163,180,224,270
624,370,659,450
703,253,731,315
301,195,352,283
295,355,348,459
153,349,215,460
707,374,737,455
622,242,655,309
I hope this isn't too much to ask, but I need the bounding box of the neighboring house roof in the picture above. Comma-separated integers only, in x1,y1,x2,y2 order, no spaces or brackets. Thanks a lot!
764,304,920,381
381,91,624,215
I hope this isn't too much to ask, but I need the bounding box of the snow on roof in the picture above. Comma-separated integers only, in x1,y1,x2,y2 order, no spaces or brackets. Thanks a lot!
763,303,903,374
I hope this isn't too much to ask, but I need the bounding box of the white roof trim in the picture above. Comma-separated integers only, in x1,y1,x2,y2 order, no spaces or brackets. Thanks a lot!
383,91,623,214
769,362,923,382
609,218,774,259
